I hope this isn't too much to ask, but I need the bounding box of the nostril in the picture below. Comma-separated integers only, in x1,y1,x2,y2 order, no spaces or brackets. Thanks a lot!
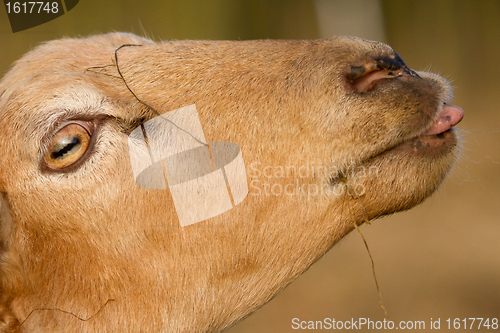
351,69,404,93
348,52,420,93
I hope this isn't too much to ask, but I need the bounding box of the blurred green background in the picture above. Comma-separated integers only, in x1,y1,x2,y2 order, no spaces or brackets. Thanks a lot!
1,0,499,332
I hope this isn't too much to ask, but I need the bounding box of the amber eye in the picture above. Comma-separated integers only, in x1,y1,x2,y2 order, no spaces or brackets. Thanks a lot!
44,123,92,169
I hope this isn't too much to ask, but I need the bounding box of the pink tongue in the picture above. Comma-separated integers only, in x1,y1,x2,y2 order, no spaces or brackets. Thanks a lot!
423,105,464,136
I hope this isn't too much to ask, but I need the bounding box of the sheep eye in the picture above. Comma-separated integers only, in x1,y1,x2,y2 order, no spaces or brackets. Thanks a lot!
44,123,92,169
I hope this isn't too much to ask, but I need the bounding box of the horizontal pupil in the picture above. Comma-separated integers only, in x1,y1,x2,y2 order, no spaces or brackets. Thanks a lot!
51,137,81,160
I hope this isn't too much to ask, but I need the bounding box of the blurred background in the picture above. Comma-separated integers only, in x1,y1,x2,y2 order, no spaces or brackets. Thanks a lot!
1,0,499,331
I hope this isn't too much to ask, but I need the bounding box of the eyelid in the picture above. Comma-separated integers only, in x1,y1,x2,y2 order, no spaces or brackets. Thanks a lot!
56,120,95,136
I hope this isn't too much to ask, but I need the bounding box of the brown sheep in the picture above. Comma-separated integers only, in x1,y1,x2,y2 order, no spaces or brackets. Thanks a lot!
0,33,463,332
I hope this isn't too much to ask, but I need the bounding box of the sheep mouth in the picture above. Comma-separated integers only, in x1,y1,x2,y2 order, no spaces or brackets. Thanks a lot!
329,105,463,191
393,104,464,154
420,104,464,137
343,104,464,182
